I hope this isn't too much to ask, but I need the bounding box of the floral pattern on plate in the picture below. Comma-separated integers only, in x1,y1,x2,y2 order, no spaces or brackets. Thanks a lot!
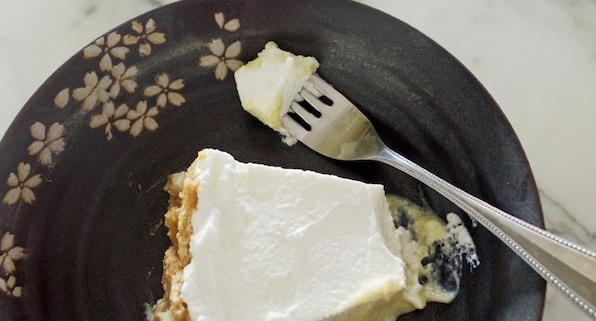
54,18,180,141
0,11,245,300
0,232,25,297
200,12,244,80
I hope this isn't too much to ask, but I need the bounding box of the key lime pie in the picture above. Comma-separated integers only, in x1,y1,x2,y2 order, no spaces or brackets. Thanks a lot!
152,149,477,321
151,43,478,321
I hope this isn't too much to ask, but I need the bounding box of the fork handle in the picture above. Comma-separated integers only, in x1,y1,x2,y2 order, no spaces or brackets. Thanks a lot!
372,147,596,319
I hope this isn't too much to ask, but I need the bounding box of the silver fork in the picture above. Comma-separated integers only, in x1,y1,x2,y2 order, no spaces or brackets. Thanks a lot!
282,74,596,319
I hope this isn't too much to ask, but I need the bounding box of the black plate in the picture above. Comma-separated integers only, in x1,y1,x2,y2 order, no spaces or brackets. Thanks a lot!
0,0,545,320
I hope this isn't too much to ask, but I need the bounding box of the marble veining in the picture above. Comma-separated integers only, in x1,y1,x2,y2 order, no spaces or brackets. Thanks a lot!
1,0,595,320
541,189,596,249
146,0,168,6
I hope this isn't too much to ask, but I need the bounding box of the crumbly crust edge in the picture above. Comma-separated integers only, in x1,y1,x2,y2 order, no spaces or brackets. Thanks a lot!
153,154,203,321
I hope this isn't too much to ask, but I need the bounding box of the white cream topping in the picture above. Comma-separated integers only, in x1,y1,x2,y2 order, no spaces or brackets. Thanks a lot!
234,41,319,145
181,149,407,321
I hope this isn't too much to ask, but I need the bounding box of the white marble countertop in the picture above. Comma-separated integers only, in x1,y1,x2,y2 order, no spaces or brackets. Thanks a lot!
1,0,595,320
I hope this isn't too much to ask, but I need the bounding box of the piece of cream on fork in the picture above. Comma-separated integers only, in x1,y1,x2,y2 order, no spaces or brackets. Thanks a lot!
234,41,319,145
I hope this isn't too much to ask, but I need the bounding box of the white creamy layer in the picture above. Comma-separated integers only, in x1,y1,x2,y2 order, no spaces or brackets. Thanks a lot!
181,149,407,321
234,41,319,145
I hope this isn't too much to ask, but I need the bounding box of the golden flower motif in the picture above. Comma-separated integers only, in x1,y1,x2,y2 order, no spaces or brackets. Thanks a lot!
109,62,139,99
27,122,66,166
54,88,70,109
72,72,113,112
199,39,243,81
83,31,130,71
3,163,42,205
0,275,22,298
123,18,166,57
143,73,185,107
0,232,25,275
214,12,240,32
89,102,131,140
127,101,159,137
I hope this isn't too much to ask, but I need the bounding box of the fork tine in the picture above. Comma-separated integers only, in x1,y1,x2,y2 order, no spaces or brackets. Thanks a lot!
299,89,329,112
307,74,332,95
289,101,319,125
281,113,308,140
306,74,344,103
